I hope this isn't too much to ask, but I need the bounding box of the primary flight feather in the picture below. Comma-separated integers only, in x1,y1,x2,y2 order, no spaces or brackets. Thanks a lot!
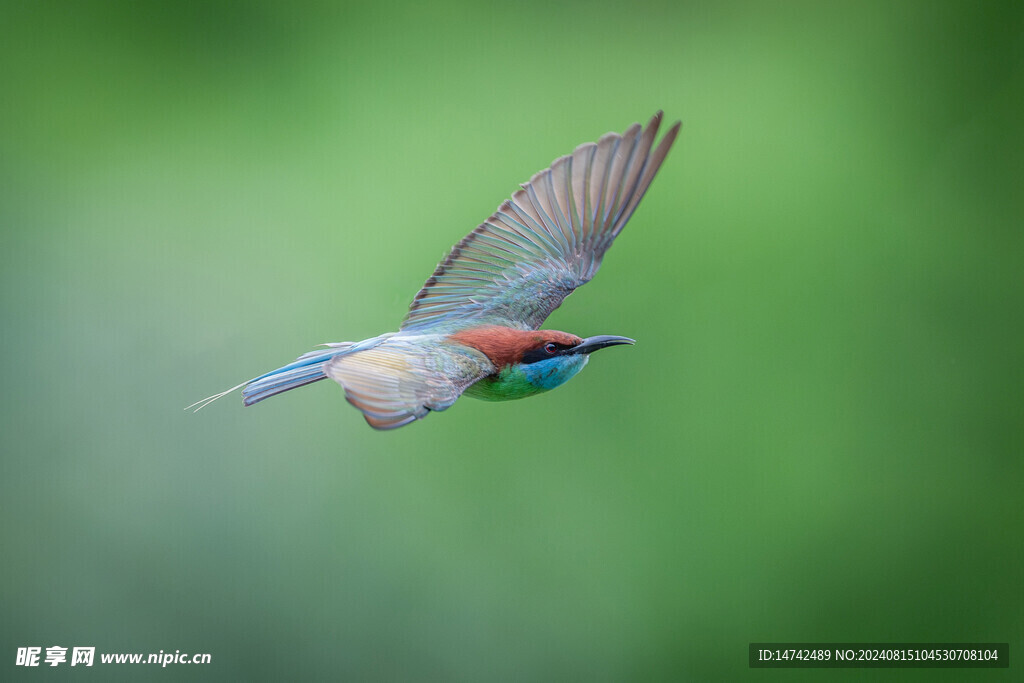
190,112,680,429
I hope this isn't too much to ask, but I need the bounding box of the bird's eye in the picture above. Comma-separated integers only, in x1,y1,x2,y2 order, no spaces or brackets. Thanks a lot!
544,343,557,354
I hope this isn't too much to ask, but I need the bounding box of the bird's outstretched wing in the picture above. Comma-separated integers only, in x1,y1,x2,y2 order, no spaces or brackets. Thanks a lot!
400,112,680,333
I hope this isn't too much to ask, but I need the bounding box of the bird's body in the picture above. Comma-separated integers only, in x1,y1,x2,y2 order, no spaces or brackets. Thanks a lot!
190,113,680,429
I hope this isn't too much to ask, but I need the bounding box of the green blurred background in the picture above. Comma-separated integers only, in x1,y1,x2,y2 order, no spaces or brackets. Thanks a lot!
2,1,1021,680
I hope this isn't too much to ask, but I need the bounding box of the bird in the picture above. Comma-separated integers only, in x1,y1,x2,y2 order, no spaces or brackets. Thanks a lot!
189,112,680,429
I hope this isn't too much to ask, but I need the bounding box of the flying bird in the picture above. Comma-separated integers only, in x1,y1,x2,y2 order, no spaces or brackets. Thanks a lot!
190,112,680,429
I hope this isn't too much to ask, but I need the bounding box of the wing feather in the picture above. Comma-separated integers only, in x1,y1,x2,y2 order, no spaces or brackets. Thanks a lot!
401,112,680,332
325,337,492,430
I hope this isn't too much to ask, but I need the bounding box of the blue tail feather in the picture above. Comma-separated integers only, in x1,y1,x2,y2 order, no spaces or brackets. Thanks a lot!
242,364,327,405
187,343,357,412
241,344,355,406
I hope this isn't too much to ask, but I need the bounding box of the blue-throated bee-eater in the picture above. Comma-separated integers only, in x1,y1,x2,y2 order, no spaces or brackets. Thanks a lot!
190,112,680,429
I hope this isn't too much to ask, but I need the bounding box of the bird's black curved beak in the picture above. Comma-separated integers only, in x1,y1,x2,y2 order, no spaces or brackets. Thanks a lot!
569,335,636,355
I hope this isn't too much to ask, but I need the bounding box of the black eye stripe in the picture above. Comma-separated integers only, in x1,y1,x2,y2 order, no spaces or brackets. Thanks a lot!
521,342,572,365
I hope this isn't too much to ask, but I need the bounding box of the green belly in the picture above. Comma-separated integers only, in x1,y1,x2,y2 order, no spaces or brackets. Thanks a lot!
463,365,546,401
463,356,589,401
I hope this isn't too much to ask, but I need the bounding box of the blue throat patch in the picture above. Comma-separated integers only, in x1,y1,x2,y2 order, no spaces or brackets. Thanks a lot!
521,354,590,390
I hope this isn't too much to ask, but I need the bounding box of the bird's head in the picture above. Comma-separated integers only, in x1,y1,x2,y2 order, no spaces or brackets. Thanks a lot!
452,327,635,397
516,332,636,391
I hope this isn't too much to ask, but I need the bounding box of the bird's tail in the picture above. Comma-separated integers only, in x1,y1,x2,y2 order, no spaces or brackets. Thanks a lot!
186,343,355,412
